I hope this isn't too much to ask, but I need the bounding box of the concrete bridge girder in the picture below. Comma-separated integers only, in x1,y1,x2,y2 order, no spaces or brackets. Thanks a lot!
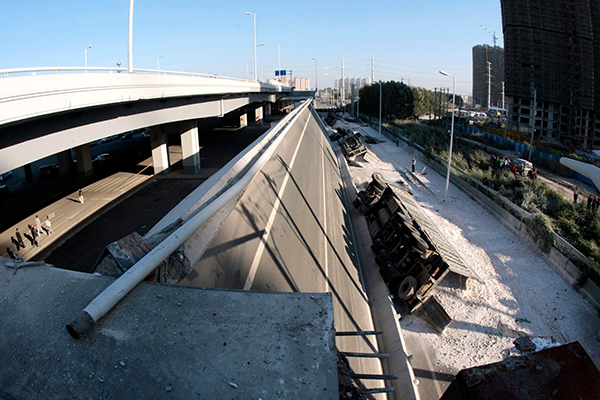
0,93,281,176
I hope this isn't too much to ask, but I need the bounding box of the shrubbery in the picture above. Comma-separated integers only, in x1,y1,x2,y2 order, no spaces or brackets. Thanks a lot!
384,121,600,267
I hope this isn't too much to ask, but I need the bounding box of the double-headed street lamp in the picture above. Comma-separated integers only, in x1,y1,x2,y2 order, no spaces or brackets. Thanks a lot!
273,42,281,81
84,45,92,71
245,11,258,81
439,70,456,200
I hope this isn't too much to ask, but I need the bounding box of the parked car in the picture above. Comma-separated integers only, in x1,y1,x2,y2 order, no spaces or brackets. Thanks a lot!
121,131,133,140
93,153,113,165
39,164,60,176
509,158,533,176
0,171,12,182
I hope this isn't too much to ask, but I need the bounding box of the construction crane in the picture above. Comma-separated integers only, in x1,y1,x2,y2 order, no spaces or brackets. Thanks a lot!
481,25,499,108
481,25,498,48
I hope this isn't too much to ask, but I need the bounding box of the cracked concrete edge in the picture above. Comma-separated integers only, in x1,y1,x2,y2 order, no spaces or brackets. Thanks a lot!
335,140,420,400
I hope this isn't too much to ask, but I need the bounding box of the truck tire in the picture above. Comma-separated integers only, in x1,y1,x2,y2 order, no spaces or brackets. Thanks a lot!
409,233,429,253
398,276,418,300
371,238,388,254
372,172,386,190
353,197,362,209
393,211,411,225
378,208,392,225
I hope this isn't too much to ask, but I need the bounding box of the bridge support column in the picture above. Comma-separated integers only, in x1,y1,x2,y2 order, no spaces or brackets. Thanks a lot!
150,126,170,175
264,104,271,116
254,106,263,125
57,150,73,175
180,120,201,175
239,113,248,128
74,144,93,179
19,164,33,183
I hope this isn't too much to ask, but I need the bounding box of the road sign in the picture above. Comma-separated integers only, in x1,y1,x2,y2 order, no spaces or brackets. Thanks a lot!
275,70,286,76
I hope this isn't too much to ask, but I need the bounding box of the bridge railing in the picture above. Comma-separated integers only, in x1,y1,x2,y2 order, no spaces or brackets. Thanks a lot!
0,66,269,85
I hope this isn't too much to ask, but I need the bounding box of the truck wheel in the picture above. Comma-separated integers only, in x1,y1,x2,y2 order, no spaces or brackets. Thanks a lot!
393,211,411,225
372,172,386,190
371,239,388,254
409,233,429,253
353,197,362,209
398,276,418,300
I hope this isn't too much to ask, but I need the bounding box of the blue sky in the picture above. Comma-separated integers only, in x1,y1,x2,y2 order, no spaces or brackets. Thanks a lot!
1,0,504,96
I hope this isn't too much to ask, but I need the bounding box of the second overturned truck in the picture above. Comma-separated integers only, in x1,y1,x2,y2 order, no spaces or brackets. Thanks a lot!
353,173,481,331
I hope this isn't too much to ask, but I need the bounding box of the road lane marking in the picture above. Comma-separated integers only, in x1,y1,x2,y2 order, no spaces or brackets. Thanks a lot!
243,116,310,290
419,337,443,397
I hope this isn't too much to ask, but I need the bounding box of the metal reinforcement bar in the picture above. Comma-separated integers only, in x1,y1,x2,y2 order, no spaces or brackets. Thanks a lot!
340,352,389,358
65,99,313,339
350,373,399,380
361,388,395,394
335,330,383,336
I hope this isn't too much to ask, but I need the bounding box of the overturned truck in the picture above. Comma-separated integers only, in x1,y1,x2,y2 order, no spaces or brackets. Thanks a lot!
354,173,481,331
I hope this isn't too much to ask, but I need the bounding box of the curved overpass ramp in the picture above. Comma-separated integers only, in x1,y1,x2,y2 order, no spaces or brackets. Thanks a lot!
0,68,290,175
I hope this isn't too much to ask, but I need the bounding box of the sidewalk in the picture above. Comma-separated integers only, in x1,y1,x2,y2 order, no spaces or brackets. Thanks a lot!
1,171,153,262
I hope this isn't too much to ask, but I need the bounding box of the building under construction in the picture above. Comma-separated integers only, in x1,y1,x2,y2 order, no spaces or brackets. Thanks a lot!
472,44,505,109
501,0,600,150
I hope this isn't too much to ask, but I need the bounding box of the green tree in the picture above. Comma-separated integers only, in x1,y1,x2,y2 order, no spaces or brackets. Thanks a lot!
358,81,414,119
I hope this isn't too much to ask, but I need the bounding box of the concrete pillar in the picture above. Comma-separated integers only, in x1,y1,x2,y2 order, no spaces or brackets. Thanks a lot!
57,150,73,175
74,143,93,179
254,106,264,125
239,113,248,128
150,125,170,175
264,103,271,116
179,120,201,175
19,164,33,183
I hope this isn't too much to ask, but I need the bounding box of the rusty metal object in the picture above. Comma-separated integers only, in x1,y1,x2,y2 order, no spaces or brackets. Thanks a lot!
440,342,600,400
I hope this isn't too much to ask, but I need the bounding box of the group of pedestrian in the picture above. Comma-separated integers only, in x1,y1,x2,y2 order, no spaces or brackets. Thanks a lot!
6,215,53,260
587,194,600,213
490,154,510,172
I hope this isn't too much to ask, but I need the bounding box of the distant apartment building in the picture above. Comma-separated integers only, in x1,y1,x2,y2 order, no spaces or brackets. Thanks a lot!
292,77,311,91
472,44,505,109
335,77,371,94
501,0,600,149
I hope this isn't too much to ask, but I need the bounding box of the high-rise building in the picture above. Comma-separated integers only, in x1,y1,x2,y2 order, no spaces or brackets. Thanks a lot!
501,0,600,149
472,44,505,109
335,77,371,94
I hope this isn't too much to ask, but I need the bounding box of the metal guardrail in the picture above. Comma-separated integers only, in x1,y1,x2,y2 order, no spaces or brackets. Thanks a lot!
0,66,269,84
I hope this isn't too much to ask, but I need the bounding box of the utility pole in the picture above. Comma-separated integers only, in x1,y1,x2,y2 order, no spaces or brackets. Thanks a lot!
378,80,382,140
482,25,498,108
487,61,492,109
502,81,505,110
324,67,329,106
371,55,375,84
434,88,437,120
529,87,536,160
341,57,345,106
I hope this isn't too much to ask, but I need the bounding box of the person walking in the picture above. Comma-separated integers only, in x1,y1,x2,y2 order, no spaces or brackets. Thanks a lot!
573,188,579,204
15,228,26,249
23,227,35,247
10,236,21,252
412,157,416,173
35,215,46,236
587,195,593,211
78,189,84,204
29,224,39,247
45,216,53,235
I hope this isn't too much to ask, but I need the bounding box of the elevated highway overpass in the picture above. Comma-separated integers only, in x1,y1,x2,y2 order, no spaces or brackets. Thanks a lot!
0,67,295,178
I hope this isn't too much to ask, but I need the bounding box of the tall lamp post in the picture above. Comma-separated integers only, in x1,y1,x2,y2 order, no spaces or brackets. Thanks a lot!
245,12,257,81
312,58,317,92
85,45,92,72
157,55,163,71
128,0,134,73
439,70,456,200
273,42,281,81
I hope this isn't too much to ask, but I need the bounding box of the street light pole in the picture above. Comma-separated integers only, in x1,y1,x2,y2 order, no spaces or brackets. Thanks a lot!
378,80,382,140
312,58,317,91
157,55,163,71
245,12,257,81
274,42,281,81
439,70,456,200
85,45,92,72
128,0,134,73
